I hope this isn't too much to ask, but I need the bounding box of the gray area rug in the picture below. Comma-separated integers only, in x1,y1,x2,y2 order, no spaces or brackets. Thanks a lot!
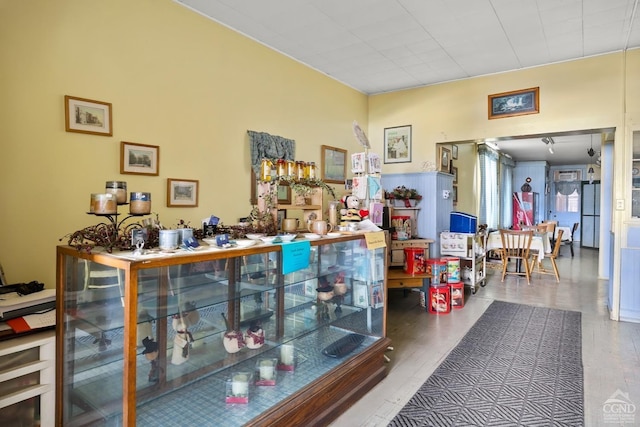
389,300,583,426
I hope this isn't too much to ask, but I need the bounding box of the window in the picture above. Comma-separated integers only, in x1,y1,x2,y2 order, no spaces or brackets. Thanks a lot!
478,144,499,229
554,182,580,212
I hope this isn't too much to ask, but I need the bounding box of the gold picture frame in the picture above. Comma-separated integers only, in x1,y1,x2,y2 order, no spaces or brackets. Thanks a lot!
167,178,199,207
120,141,159,176
321,145,347,184
64,95,112,136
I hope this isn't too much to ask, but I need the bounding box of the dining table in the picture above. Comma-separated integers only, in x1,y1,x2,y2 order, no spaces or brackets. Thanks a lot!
486,230,551,262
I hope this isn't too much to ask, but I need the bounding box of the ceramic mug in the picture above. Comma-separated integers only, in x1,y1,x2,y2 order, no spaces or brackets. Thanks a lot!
308,220,333,236
282,218,299,233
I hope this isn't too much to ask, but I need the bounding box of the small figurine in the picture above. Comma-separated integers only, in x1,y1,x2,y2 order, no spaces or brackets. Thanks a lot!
245,320,265,349
340,195,369,226
171,301,199,365
142,337,160,382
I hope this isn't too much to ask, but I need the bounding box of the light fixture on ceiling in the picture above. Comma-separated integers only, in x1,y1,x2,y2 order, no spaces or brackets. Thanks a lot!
542,137,554,154
588,166,595,184
588,134,596,158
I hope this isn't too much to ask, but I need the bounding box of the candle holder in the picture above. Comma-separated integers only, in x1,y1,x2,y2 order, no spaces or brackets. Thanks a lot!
255,358,278,386
226,372,251,404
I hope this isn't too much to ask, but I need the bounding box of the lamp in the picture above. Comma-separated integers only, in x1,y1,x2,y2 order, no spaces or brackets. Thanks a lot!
588,135,596,158
588,166,595,184
542,137,555,154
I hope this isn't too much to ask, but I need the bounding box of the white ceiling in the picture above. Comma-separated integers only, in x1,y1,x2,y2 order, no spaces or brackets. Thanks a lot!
175,0,639,165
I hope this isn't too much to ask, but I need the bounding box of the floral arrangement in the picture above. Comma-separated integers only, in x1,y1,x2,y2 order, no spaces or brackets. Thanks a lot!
386,186,422,200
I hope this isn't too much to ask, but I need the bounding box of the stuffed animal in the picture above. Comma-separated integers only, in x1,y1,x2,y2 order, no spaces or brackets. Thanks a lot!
340,195,369,225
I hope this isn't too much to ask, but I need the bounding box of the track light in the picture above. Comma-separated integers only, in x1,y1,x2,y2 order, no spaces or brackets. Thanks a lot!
542,137,554,154
548,146,554,154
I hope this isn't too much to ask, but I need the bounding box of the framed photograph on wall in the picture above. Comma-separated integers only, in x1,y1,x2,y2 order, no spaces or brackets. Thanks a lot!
488,87,539,119
453,185,458,204
384,125,411,163
167,178,199,207
321,145,347,183
452,166,458,184
277,184,291,204
120,141,159,175
439,146,451,172
64,95,112,136
452,144,458,159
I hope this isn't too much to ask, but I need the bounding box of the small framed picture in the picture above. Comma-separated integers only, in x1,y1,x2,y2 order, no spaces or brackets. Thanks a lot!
488,87,540,120
453,185,458,204
167,178,199,207
277,209,286,230
321,145,347,184
370,283,384,309
452,166,458,184
120,141,159,176
452,145,458,160
64,95,112,136
384,125,411,164
353,282,369,308
439,146,451,172
277,184,291,204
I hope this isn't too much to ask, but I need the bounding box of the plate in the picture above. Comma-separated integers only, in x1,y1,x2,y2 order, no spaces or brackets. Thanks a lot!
235,239,257,248
260,236,279,244
303,233,321,240
326,232,341,238
278,233,297,242
245,233,265,240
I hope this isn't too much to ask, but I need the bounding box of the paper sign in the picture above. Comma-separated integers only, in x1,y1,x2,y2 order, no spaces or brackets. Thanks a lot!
364,231,386,249
281,241,311,275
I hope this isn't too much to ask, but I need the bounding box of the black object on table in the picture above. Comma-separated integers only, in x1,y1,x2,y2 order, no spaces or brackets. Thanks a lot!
321,333,365,358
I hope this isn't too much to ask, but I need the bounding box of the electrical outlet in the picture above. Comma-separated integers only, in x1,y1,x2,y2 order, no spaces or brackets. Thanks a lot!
616,199,624,210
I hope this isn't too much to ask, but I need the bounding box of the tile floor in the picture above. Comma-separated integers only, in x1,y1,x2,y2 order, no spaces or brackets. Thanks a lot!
331,246,640,426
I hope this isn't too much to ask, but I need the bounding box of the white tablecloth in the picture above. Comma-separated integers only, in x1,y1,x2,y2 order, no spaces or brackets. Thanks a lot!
486,231,551,262
555,226,572,242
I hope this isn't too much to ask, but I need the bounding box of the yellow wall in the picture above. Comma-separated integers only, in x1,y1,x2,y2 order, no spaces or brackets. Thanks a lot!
0,0,368,286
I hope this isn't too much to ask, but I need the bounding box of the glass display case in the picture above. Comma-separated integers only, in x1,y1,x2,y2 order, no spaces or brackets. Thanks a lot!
56,234,389,426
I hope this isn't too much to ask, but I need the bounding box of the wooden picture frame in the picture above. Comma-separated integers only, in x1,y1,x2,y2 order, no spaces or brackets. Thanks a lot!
277,209,286,231
452,166,458,184
439,146,451,172
277,183,291,204
452,144,458,159
453,185,458,203
120,141,159,175
167,178,199,207
64,95,112,136
321,145,347,183
488,87,539,120
383,125,411,163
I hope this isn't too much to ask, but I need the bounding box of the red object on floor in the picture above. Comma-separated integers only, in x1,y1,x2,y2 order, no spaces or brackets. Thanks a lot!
428,285,451,314
403,247,426,275
450,281,464,309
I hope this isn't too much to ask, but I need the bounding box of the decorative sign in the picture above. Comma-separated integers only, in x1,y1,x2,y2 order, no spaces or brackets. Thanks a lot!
281,241,311,275
364,232,386,249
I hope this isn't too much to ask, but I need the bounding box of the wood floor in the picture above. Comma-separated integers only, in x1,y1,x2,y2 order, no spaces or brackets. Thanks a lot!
331,246,640,426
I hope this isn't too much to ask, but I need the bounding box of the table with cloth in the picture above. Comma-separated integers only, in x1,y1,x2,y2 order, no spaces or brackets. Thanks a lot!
486,231,551,262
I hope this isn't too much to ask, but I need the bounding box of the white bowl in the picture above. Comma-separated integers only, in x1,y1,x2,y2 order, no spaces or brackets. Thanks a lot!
235,239,256,248
245,233,265,240
326,232,341,238
260,236,278,244
279,233,297,242
303,233,321,240
203,238,217,246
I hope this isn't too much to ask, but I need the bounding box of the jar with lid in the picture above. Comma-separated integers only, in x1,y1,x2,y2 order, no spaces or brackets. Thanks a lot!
260,158,273,182
130,192,151,215
93,193,117,214
286,160,296,178
276,159,286,178
307,162,317,179
296,161,305,180
105,181,127,205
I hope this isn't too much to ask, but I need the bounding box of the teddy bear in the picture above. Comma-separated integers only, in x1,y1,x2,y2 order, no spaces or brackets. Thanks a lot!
340,194,369,225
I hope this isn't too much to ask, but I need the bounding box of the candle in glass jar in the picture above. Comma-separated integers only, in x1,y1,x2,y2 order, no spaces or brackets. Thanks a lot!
105,181,127,205
280,344,294,365
231,374,249,395
259,360,274,380
93,193,117,214
129,192,151,214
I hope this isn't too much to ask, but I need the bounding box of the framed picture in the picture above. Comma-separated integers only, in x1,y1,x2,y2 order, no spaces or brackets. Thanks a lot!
439,146,451,172
167,178,199,207
452,166,458,184
120,141,159,176
353,282,369,308
384,125,411,163
64,95,112,136
452,144,458,159
488,87,540,120
370,283,384,309
453,185,458,203
277,184,291,204
321,145,347,183
277,209,286,230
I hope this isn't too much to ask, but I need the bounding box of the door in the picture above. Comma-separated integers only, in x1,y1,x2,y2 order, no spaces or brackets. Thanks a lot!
581,181,600,249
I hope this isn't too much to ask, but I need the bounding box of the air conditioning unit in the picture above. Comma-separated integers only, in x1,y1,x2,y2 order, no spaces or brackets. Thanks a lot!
554,170,581,182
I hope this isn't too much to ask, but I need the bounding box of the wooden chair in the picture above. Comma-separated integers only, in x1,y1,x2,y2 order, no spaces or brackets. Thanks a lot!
530,229,563,282
499,229,534,284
